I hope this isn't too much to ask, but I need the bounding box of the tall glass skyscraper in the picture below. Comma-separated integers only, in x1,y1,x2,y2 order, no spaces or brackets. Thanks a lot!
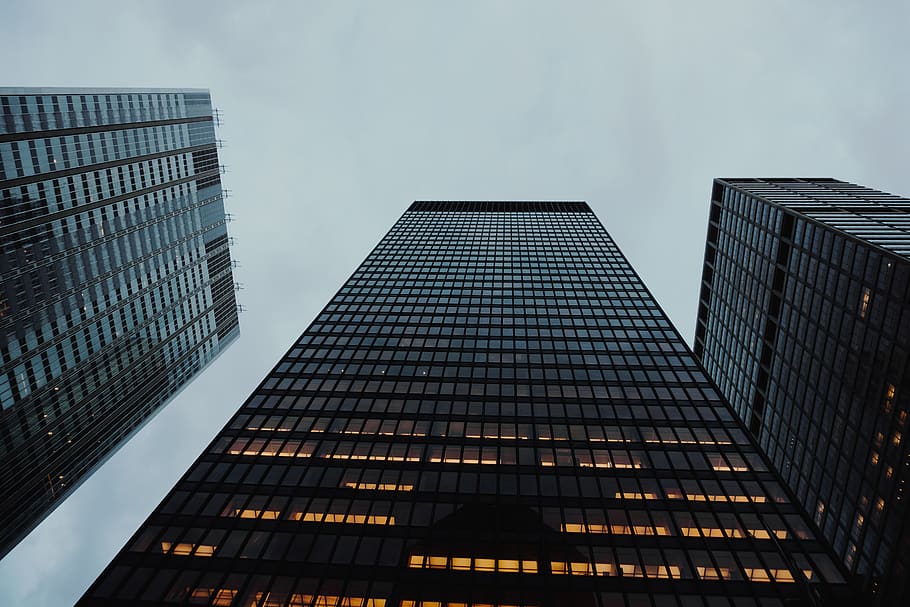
694,178,910,604
80,201,846,606
0,88,240,558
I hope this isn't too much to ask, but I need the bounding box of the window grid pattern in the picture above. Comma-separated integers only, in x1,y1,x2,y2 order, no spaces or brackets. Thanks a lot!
0,88,240,558
82,202,846,607
695,178,910,604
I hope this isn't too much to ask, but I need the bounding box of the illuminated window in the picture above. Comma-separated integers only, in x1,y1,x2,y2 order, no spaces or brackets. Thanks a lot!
295,511,394,525
845,542,857,568
561,521,671,536
161,542,216,557
276,596,386,607
189,588,237,606
284,593,386,607
860,287,871,318
696,566,727,580
708,454,730,471
408,554,537,574
614,491,658,500
550,561,594,576
767,567,797,582
230,508,281,519
885,384,896,413
342,481,414,492
400,602,529,607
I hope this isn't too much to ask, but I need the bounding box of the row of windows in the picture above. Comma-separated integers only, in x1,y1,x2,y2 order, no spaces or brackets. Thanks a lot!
0,91,205,139
2,150,203,236
219,433,760,474
272,362,705,383
230,414,743,446
299,332,686,352
0,121,212,183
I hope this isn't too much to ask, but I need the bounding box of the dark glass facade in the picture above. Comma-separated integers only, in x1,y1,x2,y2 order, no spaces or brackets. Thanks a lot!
694,178,910,603
0,88,240,558
80,201,846,607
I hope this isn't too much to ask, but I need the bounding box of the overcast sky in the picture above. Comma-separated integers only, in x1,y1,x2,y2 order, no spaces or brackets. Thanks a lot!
1,1,909,605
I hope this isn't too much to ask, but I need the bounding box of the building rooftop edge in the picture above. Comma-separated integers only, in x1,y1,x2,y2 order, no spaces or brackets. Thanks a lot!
715,177,845,183
414,200,588,204
408,201,592,213
0,87,211,95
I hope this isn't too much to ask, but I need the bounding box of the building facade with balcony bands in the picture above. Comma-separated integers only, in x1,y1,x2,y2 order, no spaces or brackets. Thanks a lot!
0,87,240,558
80,200,847,607
694,178,910,603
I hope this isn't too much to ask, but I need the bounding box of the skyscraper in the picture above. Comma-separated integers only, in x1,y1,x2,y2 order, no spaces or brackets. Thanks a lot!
694,178,910,603
0,87,240,558
80,201,846,607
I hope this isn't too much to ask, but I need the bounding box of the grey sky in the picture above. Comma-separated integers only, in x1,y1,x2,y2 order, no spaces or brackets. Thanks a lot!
1,1,909,604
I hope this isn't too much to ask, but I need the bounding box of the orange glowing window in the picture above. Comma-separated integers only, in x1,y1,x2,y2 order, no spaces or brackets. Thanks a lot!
408,554,536,574
885,384,896,413
772,569,796,582
343,482,414,492
550,559,680,578
592,451,612,468
401,602,528,607
695,566,730,581
744,567,772,582
278,440,301,456
561,521,671,536
161,542,216,557
231,508,281,519
746,528,787,540
304,597,387,607
294,511,394,525
189,588,237,606
860,287,872,318
497,559,521,573
708,454,731,471
614,491,658,500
